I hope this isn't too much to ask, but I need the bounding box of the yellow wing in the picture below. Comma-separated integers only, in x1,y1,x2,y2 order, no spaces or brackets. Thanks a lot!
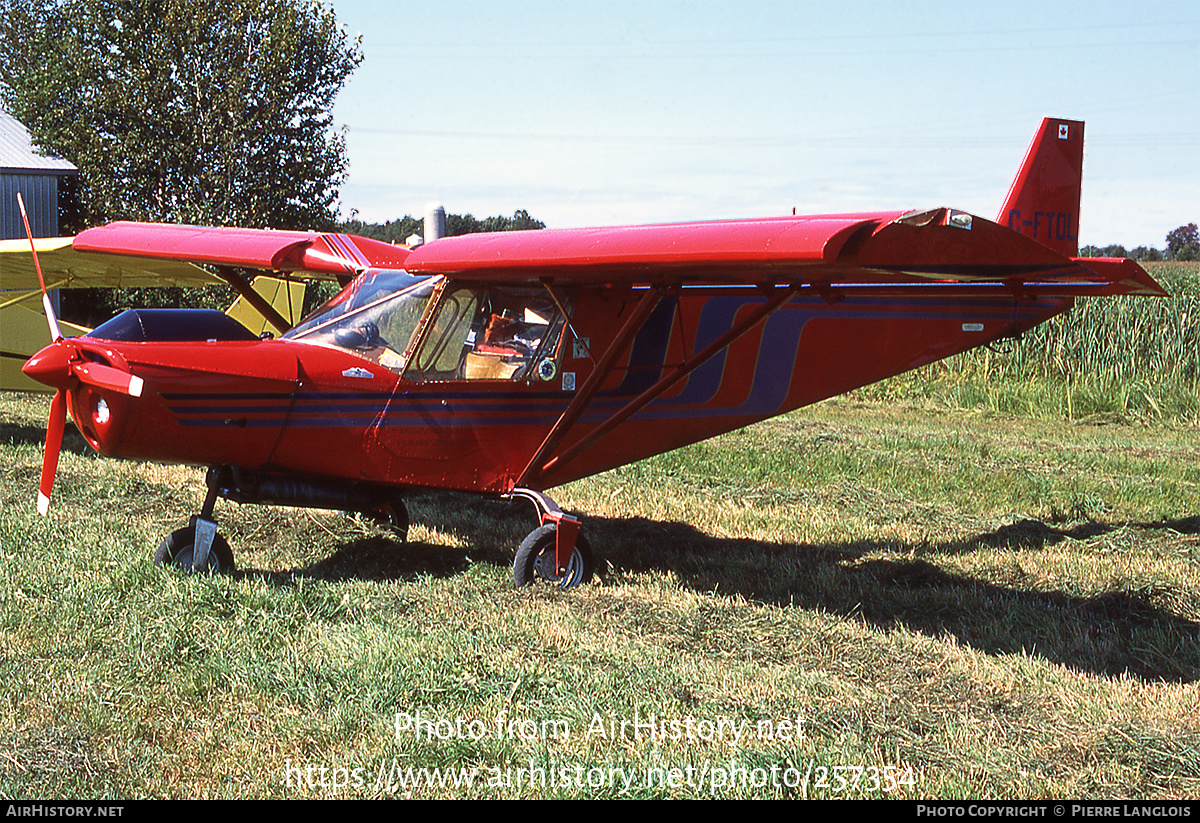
1,238,306,390
0,236,221,290
224,275,308,337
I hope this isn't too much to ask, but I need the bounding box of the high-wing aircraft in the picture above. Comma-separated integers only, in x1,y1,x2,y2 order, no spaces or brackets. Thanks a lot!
17,118,1167,587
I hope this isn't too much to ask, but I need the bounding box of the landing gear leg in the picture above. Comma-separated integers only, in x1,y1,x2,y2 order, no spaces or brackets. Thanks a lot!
368,496,409,542
509,488,594,589
154,521,235,573
154,467,236,573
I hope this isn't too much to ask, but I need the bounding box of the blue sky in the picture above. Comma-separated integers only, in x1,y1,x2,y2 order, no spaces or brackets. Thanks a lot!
328,0,1198,249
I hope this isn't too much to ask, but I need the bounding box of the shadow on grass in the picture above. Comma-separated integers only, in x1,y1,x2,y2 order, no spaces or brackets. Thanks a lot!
586,512,1200,684
0,419,90,455
234,491,1199,683
245,534,482,585
234,494,523,585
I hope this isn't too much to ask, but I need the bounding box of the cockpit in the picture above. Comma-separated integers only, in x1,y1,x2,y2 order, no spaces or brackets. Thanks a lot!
284,270,570,384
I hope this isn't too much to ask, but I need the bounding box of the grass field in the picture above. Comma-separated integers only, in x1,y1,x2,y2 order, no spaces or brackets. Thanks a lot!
1,262,1197,798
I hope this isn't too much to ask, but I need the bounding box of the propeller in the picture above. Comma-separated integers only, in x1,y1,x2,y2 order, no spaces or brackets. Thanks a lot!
38,390,66,516
16,193,143,515
16,193,61,342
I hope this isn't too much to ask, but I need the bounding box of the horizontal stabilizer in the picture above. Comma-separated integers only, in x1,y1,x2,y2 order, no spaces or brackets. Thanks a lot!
1072,257,1169,296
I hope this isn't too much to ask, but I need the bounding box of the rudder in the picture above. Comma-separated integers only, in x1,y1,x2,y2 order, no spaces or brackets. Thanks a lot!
996,117,1084,257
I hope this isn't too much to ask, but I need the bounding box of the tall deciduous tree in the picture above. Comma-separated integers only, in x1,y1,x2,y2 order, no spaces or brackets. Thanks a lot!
1165,224,1199,262
0,0,361,230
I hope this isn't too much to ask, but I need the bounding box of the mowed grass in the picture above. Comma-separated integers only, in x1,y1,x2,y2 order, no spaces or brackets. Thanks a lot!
1,379,1196,799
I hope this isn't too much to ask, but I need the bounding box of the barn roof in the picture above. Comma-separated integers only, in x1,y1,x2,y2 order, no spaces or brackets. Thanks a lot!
0,109,76,174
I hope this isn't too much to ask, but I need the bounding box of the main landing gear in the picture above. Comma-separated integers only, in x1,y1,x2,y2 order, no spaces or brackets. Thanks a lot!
152,469,593,589
509,488,595,589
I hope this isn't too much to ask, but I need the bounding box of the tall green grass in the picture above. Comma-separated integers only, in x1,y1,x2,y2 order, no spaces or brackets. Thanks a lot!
858,263,1200,423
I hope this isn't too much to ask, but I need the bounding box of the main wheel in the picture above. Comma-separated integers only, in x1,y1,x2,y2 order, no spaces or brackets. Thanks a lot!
154,525,236,573
368,498,409,542
513,524,594,589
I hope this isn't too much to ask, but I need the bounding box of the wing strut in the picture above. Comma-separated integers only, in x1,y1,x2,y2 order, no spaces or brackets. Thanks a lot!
517,285,667,488
215,266,295,334
522,283,801,487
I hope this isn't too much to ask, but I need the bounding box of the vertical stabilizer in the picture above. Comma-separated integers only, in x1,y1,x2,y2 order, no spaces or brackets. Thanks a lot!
996,117,1084,257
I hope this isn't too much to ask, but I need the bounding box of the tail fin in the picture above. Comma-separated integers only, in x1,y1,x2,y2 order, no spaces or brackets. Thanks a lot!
996,117,1084,257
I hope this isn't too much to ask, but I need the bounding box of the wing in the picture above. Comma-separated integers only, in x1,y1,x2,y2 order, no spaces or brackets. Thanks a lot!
0,236,222,290
401,209,1166,297
403,212,894,279
9,212,1164,299
71,221,412,279
3,222,412,289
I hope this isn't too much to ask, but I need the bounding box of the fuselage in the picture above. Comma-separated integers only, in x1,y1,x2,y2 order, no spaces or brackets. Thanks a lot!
30,270,1072,496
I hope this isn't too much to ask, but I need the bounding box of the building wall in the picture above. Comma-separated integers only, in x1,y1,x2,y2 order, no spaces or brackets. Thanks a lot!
1,173,61,239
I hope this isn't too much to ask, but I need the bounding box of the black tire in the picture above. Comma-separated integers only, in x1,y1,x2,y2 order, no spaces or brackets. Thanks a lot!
154,525,236,573
513,523,593,589
368,498,409,542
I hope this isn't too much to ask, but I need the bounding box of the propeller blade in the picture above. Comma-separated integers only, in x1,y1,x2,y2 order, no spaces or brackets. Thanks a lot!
74,361,144,397
41,291,63,342
16,192,62,342
38,390,67,516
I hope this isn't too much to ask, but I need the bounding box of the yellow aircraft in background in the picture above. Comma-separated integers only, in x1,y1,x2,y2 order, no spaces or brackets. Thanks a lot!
0,235,306,391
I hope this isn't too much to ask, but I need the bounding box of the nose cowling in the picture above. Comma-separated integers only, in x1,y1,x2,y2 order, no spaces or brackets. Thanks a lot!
24,339,144,399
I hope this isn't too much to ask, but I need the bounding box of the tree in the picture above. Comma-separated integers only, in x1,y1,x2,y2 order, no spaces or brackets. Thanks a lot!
341,210,547,244
0,0,361,230
446,210,547,236
1165,224,1199,262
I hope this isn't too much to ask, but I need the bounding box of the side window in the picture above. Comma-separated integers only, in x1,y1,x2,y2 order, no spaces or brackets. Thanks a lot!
406,284,569,383
411,289,479,379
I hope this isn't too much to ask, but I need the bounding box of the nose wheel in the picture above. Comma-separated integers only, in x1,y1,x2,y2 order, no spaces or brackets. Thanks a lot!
155,473,234,573
154,520,235,573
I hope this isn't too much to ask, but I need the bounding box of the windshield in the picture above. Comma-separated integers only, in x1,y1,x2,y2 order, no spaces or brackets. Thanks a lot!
285,270,441,373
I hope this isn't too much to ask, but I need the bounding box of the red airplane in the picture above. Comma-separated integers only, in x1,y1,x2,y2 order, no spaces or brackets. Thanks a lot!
20,118,1166,587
